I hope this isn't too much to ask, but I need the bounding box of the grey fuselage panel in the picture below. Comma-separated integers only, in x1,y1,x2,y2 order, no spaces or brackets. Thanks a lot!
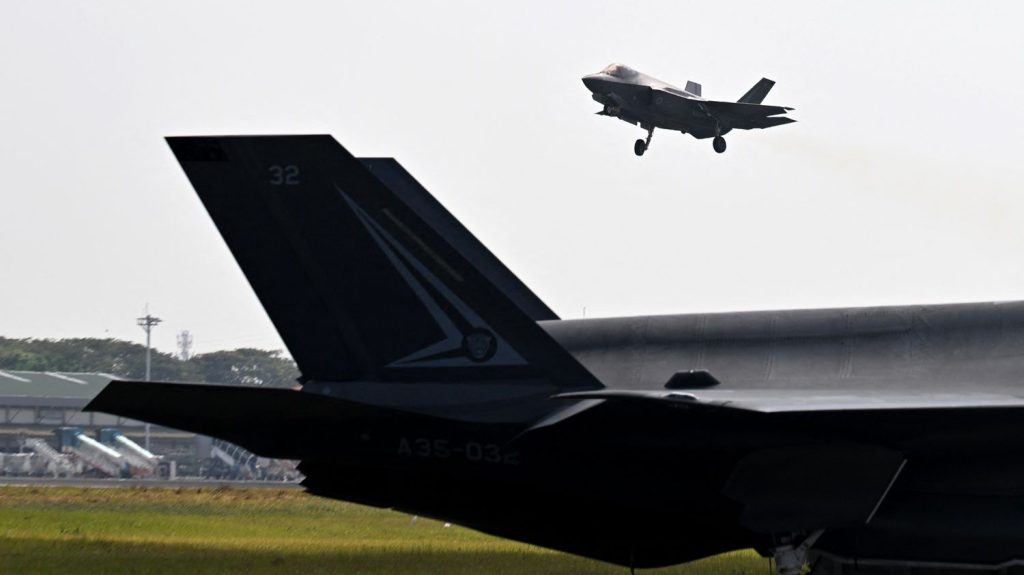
543,300,1024,394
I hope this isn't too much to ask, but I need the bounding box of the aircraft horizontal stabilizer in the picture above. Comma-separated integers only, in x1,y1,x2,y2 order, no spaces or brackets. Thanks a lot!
703,100,794,117
85,380,437,460
741,116,796,129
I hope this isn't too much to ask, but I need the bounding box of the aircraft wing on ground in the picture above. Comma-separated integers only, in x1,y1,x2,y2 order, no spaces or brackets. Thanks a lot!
546,387,1024,447
553,388,1024,413
538,387,1024,535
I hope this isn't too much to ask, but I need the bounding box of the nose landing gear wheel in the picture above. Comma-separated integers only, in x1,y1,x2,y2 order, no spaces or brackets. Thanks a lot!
713,136,727,154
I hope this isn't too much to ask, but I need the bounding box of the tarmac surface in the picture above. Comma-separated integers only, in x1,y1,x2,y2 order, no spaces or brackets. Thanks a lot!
0,476,303,489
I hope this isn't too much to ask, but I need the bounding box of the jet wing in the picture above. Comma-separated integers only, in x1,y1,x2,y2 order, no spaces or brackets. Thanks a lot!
699,99,794,117
654,88,792,115
699,99,795,130
732,115,796,130
547,387,1024,444
552,388,1024,413
653,89,794,131
543,387,1024,533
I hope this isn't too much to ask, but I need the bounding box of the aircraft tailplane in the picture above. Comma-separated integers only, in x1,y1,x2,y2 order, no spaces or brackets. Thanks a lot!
85,380,460,460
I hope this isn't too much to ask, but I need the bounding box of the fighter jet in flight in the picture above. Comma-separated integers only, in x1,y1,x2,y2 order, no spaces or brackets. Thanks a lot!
583,63,795,155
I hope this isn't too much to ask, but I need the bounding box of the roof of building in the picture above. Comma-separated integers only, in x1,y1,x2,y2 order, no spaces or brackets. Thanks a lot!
0,370,114,401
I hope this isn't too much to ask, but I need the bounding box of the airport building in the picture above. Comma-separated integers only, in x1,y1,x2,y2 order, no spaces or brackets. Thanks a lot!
0,370,298,481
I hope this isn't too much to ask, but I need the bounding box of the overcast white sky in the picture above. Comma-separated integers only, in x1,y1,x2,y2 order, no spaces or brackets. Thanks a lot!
2,2,1023,355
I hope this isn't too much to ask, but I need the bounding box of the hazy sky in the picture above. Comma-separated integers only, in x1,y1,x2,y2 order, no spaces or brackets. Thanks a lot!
2,2,1023,356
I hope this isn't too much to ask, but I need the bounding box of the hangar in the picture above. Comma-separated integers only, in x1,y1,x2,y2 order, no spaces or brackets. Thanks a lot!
0,370,297,480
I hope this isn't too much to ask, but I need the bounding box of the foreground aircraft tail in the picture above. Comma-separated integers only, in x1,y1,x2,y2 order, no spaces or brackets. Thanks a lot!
86,135,601,456
164,136,598,389
737,78,775,104
86,380,464,460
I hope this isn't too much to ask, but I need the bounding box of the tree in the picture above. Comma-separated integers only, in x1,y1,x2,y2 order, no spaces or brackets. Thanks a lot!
190,348,299,387
0,337,298,387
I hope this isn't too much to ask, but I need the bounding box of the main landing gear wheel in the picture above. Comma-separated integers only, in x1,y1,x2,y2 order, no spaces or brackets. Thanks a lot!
713,136,727,154
634,127,655,157
771,530,824,575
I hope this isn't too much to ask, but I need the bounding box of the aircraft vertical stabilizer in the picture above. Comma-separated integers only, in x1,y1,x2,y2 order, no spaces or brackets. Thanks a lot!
737,78,775,104
164,136,599,389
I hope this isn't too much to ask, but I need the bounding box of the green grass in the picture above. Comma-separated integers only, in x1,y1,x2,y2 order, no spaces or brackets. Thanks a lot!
0,486,764,575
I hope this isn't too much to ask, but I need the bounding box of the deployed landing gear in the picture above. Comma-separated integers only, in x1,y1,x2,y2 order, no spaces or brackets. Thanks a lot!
713,136,727,154
711,119,727,154
771,530,824,575
634,127,654,156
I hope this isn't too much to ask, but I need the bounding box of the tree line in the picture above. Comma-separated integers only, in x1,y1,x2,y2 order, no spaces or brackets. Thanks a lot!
0,337,300,388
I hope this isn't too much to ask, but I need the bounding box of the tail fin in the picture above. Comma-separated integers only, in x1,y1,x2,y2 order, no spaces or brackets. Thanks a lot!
166,136,598,389
738,78,775,104
357,158,556,323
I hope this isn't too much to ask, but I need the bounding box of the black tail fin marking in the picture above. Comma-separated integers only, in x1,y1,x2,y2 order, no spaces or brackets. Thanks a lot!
340,188,527,368
738,78,775,104
358,158,558,323
166,136,599,389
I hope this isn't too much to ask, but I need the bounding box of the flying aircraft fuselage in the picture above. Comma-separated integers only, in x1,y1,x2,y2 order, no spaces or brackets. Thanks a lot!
583,70,723,134
583,63,795,155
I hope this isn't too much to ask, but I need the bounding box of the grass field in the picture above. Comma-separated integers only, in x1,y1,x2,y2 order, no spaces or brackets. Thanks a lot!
0,485,764,574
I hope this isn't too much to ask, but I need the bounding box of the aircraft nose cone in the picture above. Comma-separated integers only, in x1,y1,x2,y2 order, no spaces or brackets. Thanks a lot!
582,74,602,92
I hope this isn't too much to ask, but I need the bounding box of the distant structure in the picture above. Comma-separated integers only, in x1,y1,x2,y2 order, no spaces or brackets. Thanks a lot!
176,330,193,361
0,370,300,482
136,311,161,451
0,371,178,473
136,311,162,380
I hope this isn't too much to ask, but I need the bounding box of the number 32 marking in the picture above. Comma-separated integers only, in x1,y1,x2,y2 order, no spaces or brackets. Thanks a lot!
269,164,300,185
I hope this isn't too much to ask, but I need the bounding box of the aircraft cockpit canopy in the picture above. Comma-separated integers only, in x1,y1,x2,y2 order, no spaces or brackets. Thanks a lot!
602,64,638,79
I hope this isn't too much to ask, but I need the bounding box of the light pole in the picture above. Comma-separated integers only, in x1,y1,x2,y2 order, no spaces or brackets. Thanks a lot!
137,312,162,451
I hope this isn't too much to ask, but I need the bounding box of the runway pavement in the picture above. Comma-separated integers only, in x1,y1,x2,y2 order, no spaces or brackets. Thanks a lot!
0,476,303,489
